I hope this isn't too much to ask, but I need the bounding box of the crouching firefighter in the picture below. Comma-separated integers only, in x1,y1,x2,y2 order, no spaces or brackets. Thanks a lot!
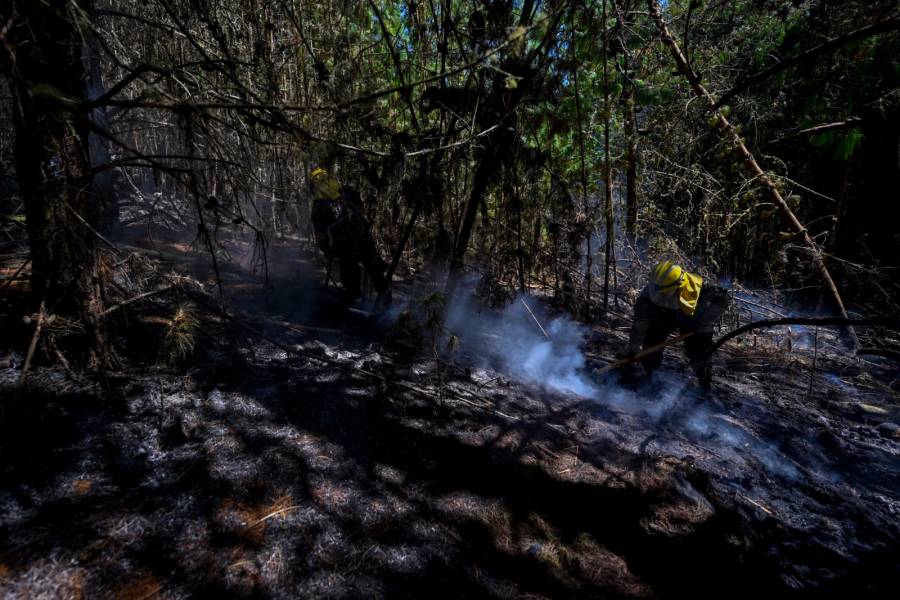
309,167,391,308
626,260,729,389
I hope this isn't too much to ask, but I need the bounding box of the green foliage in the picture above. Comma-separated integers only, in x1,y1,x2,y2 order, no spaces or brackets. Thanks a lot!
834,129,865,162
17,0,894,328
809,129,865,162
635,82,673,106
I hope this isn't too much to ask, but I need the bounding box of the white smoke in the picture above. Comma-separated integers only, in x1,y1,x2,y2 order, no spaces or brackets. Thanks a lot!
444,291,600,399
439,287,806,482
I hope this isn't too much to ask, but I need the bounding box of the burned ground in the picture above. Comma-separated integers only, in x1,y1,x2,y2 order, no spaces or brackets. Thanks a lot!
1,239,899,599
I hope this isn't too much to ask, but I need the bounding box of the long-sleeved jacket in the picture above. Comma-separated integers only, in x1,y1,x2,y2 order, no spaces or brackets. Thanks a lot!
311,186,378,260
629,280,729,353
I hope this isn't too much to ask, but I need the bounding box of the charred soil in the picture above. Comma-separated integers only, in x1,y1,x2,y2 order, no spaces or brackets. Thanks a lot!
1,238,899,599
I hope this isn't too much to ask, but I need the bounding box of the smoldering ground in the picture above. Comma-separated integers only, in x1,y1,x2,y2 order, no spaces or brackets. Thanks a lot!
434,286,824,484
105,220,842,490
3,238,898,598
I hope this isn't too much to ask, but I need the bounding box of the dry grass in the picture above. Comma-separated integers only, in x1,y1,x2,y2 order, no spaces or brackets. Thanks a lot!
215,491,298,545
162,304,198,364
113,573,166,600
70,478,93,496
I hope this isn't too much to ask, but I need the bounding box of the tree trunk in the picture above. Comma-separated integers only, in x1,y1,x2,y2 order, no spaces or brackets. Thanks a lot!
447,142,501,295
623,93,638,244
4,0,109,365
572,15,592,306
612,0,637,245
601,0,615,313
84,21,120,236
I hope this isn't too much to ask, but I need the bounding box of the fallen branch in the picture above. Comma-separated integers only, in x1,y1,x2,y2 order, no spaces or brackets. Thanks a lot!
101,284,178,317
698,317,900,385
738,493,775,516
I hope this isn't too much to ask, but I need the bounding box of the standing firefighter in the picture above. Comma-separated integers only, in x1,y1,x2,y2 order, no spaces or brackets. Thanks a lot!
627,260,729,388
309,167,391,307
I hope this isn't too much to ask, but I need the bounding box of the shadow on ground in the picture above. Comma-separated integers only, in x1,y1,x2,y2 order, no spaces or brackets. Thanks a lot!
1,241,897,599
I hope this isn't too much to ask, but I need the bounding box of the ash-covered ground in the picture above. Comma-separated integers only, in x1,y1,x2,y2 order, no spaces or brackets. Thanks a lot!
1,239,898,599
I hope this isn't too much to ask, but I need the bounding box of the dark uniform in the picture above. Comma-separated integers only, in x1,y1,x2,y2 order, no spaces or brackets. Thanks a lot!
628,263,729,386
312,183,389,302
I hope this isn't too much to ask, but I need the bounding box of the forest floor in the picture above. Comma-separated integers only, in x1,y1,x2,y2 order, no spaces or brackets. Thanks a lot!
1,233,899,599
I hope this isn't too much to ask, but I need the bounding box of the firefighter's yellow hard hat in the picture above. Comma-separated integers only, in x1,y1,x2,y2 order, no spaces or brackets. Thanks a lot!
309,167,340,200
651,260,684,294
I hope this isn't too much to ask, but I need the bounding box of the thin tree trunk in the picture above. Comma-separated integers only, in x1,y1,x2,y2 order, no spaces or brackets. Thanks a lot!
514,173,526,293
613,0,637,246
572,15,592,305
623,94,637,244
601,0,615,313
84,23,120,236
647,0,860,349
446,5,567,295
447,145,500,295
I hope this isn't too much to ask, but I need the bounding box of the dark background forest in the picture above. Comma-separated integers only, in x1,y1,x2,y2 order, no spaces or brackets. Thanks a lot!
1,1,899,598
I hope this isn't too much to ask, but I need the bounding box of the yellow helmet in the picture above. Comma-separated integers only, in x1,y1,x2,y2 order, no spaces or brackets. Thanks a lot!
651,260,684,295
309,167,340,201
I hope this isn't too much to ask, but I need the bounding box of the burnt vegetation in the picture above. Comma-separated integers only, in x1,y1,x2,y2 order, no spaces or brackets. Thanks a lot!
1,0,899,598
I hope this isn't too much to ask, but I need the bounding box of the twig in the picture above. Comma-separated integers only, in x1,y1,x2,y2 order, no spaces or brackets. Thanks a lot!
0,258,31,294
19,300,47,387
733,296,787,318
404,125,500,157
767,118,863,145
247,505,302,528
63,202,122,255
807,326,818,398
520,297,550,339
101,284,178,317
476,375,501,390
738,493,774,516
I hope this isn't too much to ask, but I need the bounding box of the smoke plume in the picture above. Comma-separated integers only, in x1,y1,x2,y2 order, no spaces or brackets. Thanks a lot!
438,286,808,482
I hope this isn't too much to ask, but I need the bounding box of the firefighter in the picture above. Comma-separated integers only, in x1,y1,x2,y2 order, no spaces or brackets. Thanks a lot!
309,167,391,307
626,260,729,388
